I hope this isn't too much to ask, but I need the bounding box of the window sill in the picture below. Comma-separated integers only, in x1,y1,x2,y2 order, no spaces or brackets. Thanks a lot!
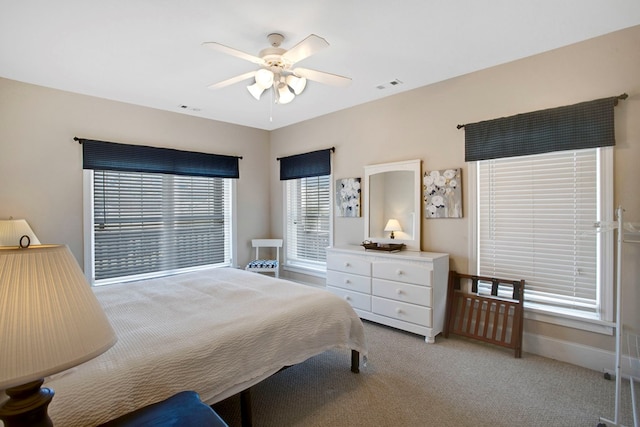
283,264,326,279
524,307,614,335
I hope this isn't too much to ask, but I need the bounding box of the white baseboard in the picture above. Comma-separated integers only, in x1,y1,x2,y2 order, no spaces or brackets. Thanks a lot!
523,332,639,378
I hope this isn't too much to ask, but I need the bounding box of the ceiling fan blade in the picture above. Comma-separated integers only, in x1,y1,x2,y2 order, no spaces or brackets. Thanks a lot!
202,42,265,65
292,68,352,87
281,34,329,65
208,71,257,89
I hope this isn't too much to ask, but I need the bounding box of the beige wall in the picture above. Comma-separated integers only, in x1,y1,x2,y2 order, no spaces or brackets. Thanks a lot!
1,25,638,357
270,25,640,351
0,78,271,267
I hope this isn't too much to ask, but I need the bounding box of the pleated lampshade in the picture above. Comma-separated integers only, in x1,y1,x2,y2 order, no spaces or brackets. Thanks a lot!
384,219,402,233
0,244,117,390
0,219,41,246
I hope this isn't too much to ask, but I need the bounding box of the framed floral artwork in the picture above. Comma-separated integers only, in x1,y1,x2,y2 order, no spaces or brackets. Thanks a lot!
336,177,361,217
423,168,462,218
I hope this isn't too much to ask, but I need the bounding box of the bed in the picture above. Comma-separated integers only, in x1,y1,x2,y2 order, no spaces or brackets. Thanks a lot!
41,267,367,426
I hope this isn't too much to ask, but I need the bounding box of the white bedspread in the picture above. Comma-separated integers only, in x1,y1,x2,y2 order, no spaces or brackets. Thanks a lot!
42,268,367,426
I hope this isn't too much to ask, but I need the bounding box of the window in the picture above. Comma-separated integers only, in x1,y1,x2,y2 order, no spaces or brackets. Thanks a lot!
471,147,613,327
87,170,233,284
284,175,331,272
80,138,239,285
464,96,620,331
279,148,333,274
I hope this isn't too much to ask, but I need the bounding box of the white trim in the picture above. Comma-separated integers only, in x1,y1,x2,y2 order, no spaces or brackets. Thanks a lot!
282,180,288,266
82,170,95,284
467,162,478,274
283,264,327,279
328,167,334,248
230,179,238,268
599,146,615,323
523,332,639,378
524,309,614,335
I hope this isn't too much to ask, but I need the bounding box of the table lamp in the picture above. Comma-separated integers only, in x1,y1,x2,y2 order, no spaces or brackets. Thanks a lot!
384,219,402,239
0,243,117,426
0,219,41,247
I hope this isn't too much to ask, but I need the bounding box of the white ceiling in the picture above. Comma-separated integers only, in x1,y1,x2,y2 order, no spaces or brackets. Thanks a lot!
1,1,639,131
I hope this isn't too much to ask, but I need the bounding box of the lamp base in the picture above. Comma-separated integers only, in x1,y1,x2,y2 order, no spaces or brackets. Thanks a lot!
0,379,54,427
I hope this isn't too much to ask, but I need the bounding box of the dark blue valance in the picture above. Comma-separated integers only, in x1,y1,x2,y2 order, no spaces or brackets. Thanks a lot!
80,139,240,178
279,148,333,180
463,96,623,162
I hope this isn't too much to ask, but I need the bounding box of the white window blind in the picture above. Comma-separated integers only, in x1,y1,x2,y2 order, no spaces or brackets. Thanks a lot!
477,149,602,319
285,175,330,269
92,170,232,282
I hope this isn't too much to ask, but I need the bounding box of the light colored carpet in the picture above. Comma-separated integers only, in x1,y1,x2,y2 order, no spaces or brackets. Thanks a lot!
213,320,636,426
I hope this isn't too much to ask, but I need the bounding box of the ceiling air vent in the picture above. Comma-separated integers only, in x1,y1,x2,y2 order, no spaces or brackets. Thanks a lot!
376,79,404,90
178,105,201,112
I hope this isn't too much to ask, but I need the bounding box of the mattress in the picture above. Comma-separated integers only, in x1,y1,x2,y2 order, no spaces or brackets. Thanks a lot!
41,267,367,426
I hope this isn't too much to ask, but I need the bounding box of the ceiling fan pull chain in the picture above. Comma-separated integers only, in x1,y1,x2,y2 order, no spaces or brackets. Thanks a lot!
269,89,273,122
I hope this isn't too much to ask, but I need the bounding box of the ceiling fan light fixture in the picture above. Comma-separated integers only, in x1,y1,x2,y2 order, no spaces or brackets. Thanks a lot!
247,82,265,100
255,69,274,89
206,33,350,105
286,75,307,95
276,85,295,104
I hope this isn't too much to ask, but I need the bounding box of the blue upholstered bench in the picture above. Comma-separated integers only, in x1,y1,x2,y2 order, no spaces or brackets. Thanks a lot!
246,259,278,269
98,391,228,427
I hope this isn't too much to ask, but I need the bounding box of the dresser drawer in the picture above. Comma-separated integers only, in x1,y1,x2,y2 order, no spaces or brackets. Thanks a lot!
372,278,432,307
372,296,431,327
327,270,371,293
327,254,371,276
327,286,371,311
372,261,433,286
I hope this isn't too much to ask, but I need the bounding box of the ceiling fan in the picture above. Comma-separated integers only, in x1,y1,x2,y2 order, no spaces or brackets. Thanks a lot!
203,33,351,104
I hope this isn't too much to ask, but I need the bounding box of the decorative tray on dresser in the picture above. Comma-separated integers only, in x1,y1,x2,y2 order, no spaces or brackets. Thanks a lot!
361,242,405,252
326,245,449,343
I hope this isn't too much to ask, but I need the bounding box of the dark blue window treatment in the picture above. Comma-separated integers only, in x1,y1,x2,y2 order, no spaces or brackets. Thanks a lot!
464,96,619,162
80,139,240,178
279,148,333,180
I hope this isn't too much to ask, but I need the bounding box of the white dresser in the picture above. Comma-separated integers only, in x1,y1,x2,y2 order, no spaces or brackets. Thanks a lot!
326,245,449,343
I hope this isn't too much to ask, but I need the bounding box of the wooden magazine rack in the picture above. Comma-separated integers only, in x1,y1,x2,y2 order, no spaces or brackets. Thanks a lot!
444,271,525,358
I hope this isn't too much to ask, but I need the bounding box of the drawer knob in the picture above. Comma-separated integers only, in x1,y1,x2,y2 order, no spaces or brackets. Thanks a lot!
345,279,350,284
345,295,351,301
344,262,350,267
396,308,402,314
396,269,404,276
396,289,402,295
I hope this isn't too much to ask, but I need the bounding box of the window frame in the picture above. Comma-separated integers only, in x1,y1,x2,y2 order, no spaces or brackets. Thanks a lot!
467,147,614,334
83,169,237,285
282,173,333,277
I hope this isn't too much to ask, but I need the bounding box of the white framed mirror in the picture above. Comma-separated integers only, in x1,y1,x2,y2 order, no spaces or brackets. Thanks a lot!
363,159,421,251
